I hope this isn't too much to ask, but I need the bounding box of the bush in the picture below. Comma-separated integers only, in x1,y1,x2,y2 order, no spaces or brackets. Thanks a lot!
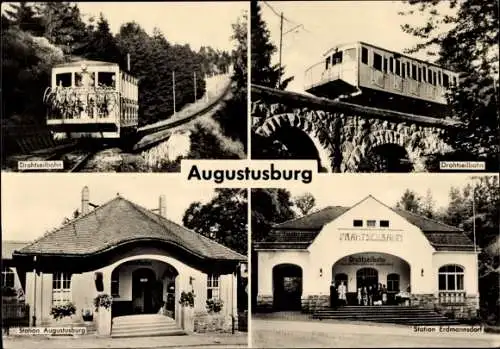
206,298,223,313
50,302,76,320
2,286,17,297
179,291,195,307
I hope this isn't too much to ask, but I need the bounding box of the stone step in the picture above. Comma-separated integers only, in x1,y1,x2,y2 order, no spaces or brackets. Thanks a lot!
111,328,186,338
113,322,180,331
112,314,173,325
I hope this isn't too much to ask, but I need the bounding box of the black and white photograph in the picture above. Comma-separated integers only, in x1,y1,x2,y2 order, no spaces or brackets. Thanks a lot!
251,0,498,173
2,1,248,172
250,174,499,347
1,174,248,348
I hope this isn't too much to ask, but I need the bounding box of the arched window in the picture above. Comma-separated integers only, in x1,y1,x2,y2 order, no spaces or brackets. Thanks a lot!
111,269,120,297
387,273,400,292
334,273,348,289
356,268,378,289
438,265,464,291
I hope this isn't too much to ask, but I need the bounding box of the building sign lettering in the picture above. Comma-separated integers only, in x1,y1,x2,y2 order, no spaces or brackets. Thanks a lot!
339,232,403,242
338,255,394,266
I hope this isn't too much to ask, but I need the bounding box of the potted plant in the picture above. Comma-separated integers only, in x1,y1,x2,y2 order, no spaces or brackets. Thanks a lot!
93,293,113,336
206,298,224,313
50,302,76,324
82,308,93,323
93,293,113,312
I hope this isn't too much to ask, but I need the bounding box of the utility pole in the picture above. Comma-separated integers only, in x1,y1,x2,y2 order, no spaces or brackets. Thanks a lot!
278,11,283,88
194,71,197,101
172,71,176,115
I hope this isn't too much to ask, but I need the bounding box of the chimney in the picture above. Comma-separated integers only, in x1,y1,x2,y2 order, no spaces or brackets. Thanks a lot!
82,186,89,215
159,195,166,218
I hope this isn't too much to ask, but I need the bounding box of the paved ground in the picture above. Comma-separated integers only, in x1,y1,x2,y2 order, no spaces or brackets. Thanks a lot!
252,317,500,348
2,332,248,349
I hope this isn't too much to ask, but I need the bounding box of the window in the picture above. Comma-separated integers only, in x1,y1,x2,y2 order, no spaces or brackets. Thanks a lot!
417,67,422,82
401,61,406,78
331,51,343,65
433,71,437,86
344,48,356,62
373,53,382,71
407,62,411,77
366,220,376,227
452,76,457,86
422,66,427,82
55,73,72,87
383,57,388,73
353,219,363,227
52,272,72,305
389,57,394,73
387,274,400,292
428,69,433,84
411,64,417,80
438,265,464,291
325,56,330,70
75,71,95,88
1,266,15,288
207,274,220,299
395,59,401,76
111,270,120,297
98,72,116,88
443,73,450,87
379,220,390,227
438,71,442,86
361,47,369,64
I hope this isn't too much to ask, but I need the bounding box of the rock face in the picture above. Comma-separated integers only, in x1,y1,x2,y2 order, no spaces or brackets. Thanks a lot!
141,131,191,170
252,90,457,172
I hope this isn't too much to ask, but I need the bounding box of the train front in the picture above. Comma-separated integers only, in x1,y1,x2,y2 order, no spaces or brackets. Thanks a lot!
44,60,121,140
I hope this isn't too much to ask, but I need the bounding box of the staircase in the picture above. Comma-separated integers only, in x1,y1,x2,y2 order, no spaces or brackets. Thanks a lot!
111,314,186,338
312,306,460,326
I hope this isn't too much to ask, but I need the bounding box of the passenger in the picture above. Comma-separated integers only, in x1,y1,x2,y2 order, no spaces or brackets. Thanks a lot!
338,281,347,306
357,287,362,306
362,286,368,306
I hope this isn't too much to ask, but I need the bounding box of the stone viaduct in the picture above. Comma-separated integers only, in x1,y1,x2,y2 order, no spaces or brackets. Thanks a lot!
251,84,463,172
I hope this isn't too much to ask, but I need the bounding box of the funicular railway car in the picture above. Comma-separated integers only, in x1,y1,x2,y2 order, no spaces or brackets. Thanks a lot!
304,42,459,117
44,59,139,140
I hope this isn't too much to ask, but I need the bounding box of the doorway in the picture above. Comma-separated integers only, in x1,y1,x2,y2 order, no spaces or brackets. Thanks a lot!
132,268,157,314
356,267,379,289
273,264,303,311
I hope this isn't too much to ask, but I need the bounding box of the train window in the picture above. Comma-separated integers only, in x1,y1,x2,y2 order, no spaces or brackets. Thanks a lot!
428,69,433,84
98,72,116,88
443,73,449,87
411,64,417,80
325,56,330,70
395,59,401,76
332,51,343,65
373,53,382,71
401,61,406,78
344,48,356,62
361,47,369,64
452,76,457,86
433,71,437,85
417,67,422,82
389,57,394,73
422,66,427,82
75,71,95,87
383,58,388,73
55,73,72,87
438,71,442,86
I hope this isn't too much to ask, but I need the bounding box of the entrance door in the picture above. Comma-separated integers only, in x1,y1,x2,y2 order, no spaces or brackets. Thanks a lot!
132,268,156,314
273,264,302,311
356,268,378,289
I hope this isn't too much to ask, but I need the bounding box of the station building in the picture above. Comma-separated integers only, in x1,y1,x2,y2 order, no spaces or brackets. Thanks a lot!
254,195,479,319
11,187,246,334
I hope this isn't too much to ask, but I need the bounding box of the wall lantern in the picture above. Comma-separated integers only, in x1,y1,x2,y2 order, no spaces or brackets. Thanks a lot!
319,268,323,277
189,276,195,285
421,268,424,277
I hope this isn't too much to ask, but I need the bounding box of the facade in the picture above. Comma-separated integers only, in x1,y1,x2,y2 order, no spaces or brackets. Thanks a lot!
11,187,245,334
254,196,480,319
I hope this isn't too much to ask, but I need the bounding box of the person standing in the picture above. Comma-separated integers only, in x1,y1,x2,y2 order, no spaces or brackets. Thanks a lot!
330,281,338,308
362,286,368,306
357,287,362,306
368,285,373,306
338,281,347,306
382,284,388,305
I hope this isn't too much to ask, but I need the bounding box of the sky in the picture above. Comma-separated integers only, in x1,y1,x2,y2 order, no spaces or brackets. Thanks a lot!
284,173,495,214
259,1,454,92
1,174,219,242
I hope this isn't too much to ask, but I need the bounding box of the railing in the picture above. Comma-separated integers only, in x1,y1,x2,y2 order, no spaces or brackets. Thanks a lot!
439,291,466,304
2,303,30,330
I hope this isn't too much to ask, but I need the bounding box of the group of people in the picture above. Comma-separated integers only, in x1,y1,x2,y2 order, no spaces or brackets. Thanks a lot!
357,283,388,306
330,281,390,307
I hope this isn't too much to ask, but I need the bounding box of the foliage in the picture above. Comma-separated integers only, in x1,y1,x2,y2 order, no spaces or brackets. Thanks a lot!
251,132,293,160
179,291,195,307
251,0,293,89
50,302,76,320
251,188,296,242
1,286,18,297
399,0,499,170
93,293,113,311
188,122,242,160
183,189,248,255
396,189,428,217
206,298,224,313
293,192,316,216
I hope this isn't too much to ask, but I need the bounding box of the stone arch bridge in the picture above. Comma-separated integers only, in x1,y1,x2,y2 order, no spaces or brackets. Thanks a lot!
251,85,462,172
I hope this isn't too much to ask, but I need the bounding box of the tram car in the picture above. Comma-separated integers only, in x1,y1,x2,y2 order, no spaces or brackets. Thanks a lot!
44,59,139,139
304,41,459,117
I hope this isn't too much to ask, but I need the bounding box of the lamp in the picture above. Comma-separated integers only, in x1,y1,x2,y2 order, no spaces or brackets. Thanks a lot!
421,268,424,277
319,268,323,277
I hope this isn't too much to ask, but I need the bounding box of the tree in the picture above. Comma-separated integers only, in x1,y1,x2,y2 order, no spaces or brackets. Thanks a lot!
293,192,316,216
399,0,499,170
421,189,435,218
182,189,248,255
3,2,44,36
188,122,241,159
251,188,296,242
82,13,122,63
250,0,293,89
396,189,424,214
